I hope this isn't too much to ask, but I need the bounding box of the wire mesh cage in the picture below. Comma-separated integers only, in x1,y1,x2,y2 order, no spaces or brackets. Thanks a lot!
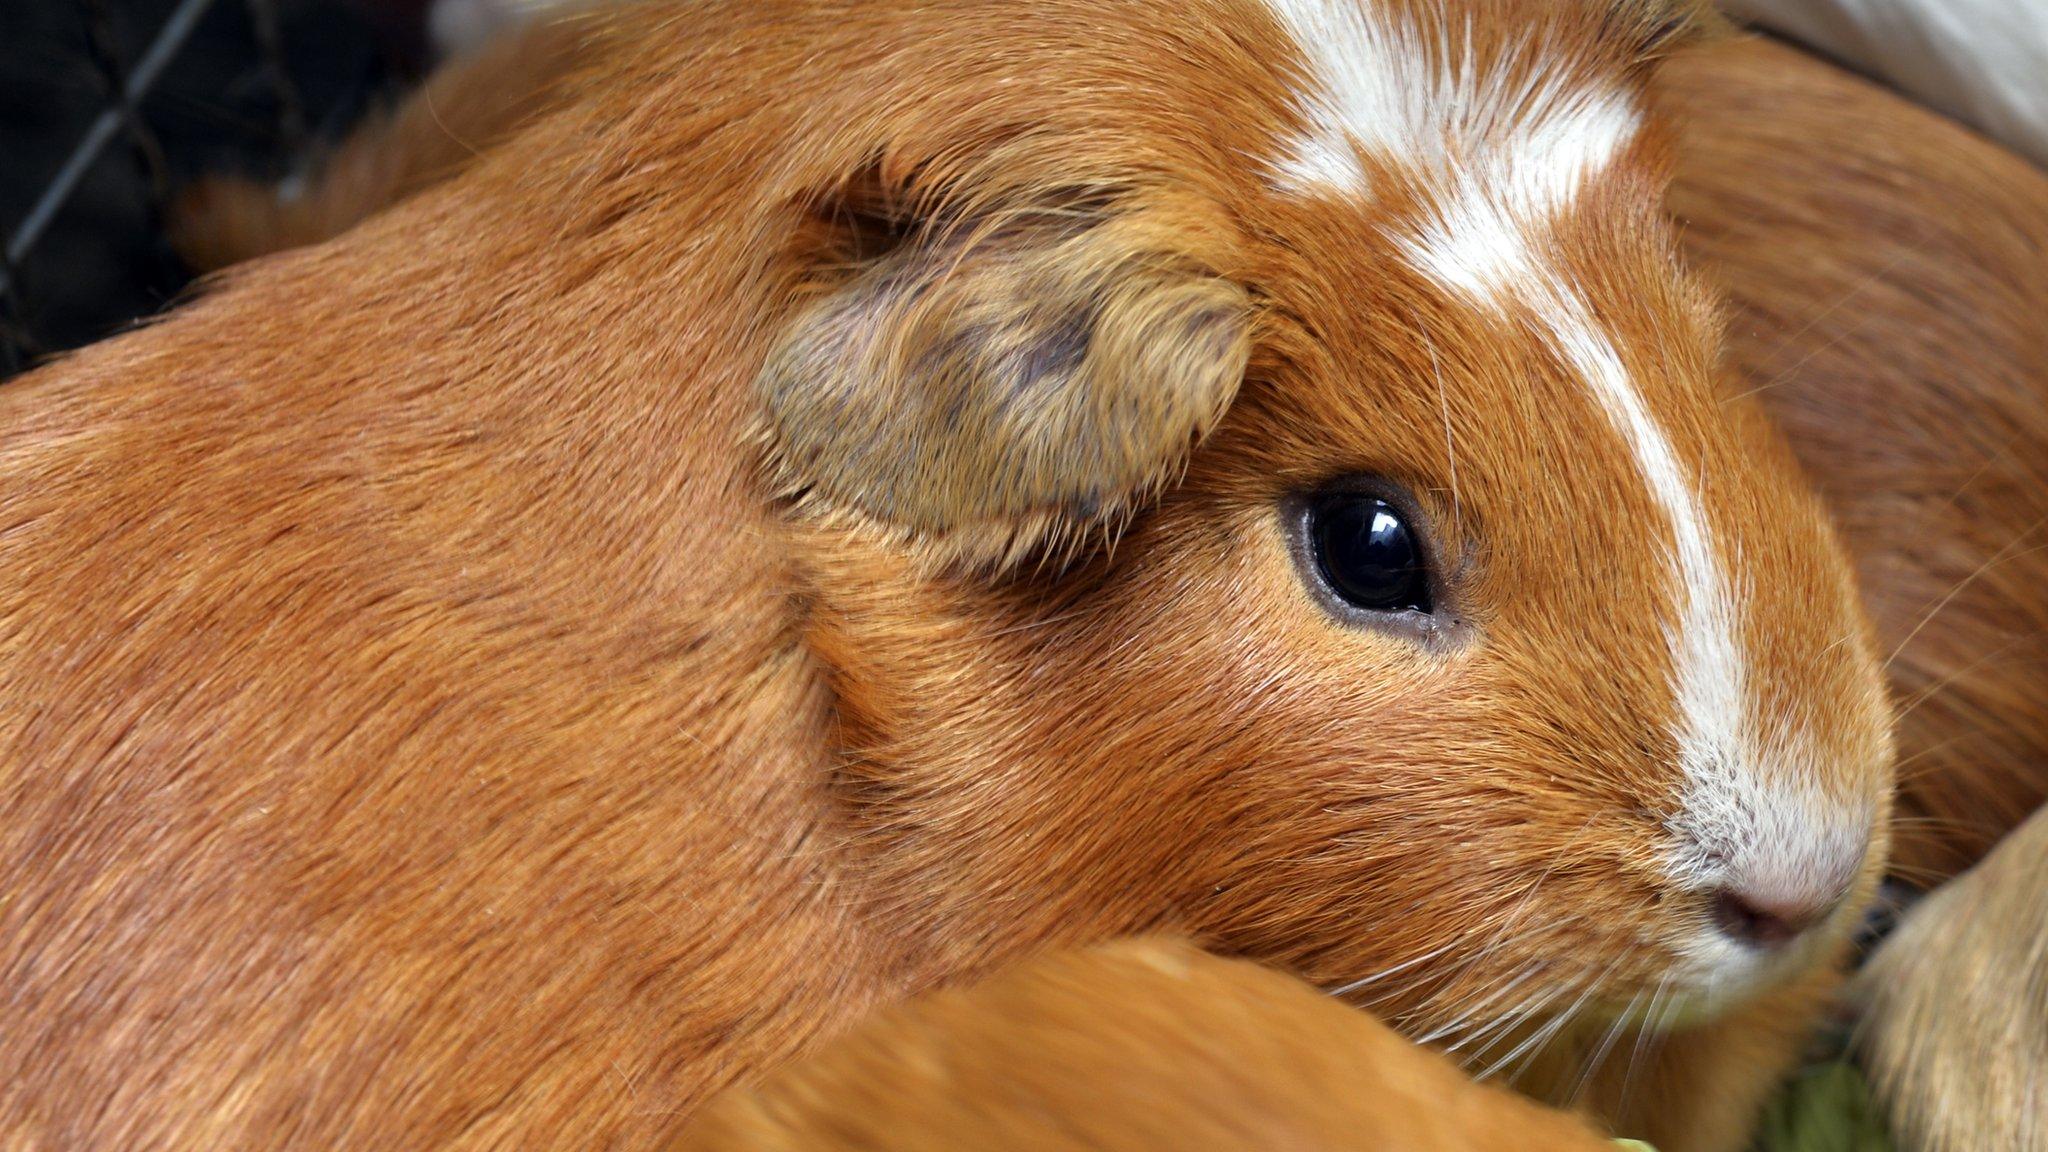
0,0,424,380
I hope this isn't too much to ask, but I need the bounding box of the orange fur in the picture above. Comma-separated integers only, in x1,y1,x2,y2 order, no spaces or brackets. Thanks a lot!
170,22,2048,889
1660,36,2048,884
675,937,1617,1152
2,5,1893,1149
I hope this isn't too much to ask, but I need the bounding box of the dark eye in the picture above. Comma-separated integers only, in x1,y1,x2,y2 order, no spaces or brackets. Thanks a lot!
1309,493,1433,614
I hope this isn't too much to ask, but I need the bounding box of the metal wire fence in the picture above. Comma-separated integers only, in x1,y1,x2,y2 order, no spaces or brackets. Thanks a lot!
0,0,415,380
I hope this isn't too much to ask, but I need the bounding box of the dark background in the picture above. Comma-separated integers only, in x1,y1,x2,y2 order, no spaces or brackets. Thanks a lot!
0,0,427,378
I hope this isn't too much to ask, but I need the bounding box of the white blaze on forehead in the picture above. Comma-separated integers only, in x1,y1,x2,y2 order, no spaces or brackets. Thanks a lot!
1263,2,1857,910
1263,0,1639,229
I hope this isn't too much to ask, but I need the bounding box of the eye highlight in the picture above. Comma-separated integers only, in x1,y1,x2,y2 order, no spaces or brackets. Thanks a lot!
1305,490,1433,616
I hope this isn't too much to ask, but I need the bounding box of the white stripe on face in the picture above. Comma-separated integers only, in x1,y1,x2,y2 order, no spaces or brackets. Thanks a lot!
1262,1,1866,964
1263,0,1639,237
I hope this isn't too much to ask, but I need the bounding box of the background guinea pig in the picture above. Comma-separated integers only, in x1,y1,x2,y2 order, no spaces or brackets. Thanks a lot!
1855,804,2048,1152
1718,0,2048,170
2,3,1893,1150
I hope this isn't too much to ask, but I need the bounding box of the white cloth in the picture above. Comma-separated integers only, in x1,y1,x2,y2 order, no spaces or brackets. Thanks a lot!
1723,0,2048,167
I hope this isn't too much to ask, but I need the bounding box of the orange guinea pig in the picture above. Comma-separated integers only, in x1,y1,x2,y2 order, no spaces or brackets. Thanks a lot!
0,3,1891,1150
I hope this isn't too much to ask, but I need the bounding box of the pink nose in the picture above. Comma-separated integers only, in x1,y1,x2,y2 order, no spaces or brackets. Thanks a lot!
1710,886,1839,949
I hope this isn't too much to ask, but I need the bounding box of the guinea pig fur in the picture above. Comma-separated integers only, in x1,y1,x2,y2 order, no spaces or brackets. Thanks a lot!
168,10,2048,891
1854,802,2048,1152
677,32,2048,1152
673,936,1619,1152
2,3,1893,1149
1659,34,2048,888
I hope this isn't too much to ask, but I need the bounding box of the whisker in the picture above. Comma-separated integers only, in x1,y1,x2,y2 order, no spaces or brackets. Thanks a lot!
1418,815,1597,1021
1326,937,1462,999
1720,247,1914,405
1495,957,1624,1086
1616,974,1672,1115
1460,979,1574,1065
1473,975,1592,1083
1886,733,1991,781
1567,984,1644,1107
1477,1001,1574,1084
1443,1004,1529,1055
1891,630,2048,722
1882,524,2048,674
1885,811,1992,832
1415,962,1544,1045
1921,451,2003,524
1428,337,1462,541
1880,859,1954,885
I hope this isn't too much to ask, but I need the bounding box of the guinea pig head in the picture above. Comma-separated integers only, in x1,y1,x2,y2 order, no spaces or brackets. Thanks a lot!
755,0,1892,1061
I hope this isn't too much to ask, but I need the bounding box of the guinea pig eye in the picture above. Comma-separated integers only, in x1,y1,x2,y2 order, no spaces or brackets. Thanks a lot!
1308,492,1433,615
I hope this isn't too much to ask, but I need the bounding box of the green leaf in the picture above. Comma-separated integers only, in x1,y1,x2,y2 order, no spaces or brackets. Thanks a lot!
1749,1061,1893,1152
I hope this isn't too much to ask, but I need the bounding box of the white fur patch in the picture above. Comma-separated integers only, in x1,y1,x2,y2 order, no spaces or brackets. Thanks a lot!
1262,0,1426,194
1263,2,1744,801
1263,0,1640,241
1451,257,1766,908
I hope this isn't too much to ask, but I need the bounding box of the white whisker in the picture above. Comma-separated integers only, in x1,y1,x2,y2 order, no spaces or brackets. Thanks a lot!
1415,962,1543,1045
1883,521,2048,673
1429,337,1462,540
1462,979,1574,1067
1616,974,1672,1115
1480,956,1619,1085
1567,984,1643,1107
1326,936,1462,998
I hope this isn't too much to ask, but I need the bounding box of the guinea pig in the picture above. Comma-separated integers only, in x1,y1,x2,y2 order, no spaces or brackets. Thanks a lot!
167,8,2048,892
672,936,1618,1152
1,3,1893,1149
1718,0,2048,171
669,35,2048,1152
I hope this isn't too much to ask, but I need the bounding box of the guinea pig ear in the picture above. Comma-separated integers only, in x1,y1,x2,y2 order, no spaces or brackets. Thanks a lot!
757,178,1252,570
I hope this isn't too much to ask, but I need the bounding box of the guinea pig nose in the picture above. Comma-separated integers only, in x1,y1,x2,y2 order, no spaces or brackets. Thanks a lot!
1710,885,1835,949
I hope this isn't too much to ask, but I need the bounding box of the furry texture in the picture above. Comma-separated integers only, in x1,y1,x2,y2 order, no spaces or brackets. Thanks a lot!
759,184,1252,567
1855,805,2048,1152
1720,0,2048,169
675,937,1617,1152
1659,35,2048,885
6,5,1893,1149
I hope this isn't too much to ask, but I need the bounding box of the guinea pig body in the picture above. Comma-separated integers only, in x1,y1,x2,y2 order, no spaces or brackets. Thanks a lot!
673,936,1619,1152
1,3,1891,1149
